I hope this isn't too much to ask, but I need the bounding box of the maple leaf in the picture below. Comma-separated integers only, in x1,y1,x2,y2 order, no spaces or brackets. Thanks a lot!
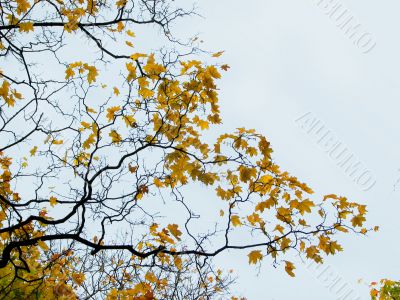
238,165,257,183
145,272,157,283
212,51,225,58
65,67,75,80
351,214,366,227
16,0,31,15
231,215,242,227
19,22,34,32
30,146,38,156
221,64,230,71
72,273,85,286
85,65,98,83
285,261,296,277
109,130,122,143
130,53,147,60
127,30,135,37
167,224,182,241
106,106,121,122
248,250,263,264
49,196,58,207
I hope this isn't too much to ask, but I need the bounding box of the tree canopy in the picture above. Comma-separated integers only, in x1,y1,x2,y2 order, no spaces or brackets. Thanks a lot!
370,280,400,300
0,0,372,298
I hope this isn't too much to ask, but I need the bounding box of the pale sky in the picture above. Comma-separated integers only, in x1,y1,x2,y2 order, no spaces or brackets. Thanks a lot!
174,0,400,299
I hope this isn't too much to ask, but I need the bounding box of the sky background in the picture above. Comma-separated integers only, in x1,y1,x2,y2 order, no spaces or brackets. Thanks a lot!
167,0,400,299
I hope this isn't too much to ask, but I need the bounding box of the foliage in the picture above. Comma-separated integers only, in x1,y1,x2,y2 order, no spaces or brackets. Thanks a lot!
371,280,400,300
0,0,371,298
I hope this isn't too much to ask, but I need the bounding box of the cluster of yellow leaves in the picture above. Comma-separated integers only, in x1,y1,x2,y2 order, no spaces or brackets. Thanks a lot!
149,223,182,245
143,54,166,79
59,0,99,32
61,7,86,32
0,152,83,298
65,62,98,83
80,121,99,149
206,128,370,278
0,80,22,107
0,240,83,299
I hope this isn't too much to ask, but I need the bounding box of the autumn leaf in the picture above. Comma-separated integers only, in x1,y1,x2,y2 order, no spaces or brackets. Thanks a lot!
231,215,242,227
130,53,147,60
212,51,225,58
72,273,86,286
248,250,263,264
65,67,75,80
106,106,121,122
128,164,138,173
30,146,38,156
221,64,230,71
285,261,296,277
37,240,50,252
109,130,122,143
145,272,157,283
49,196,57,207
16,0,31,14
351,214,366,227
19,22,34,32
167,224,182,241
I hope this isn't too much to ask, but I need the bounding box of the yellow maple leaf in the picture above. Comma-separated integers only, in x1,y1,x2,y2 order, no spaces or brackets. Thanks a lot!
351,214,366,227
130,53,147,60
285,261,296,277
16,0,31,15
117,21,124,32
19,22,34,32
109,130,122,143
238,165,257,183
167,224,182,241
30,146,38,156
116,0,127,7
153,177,164,188
248,250,263,264
65,67,75,80
72,272,86,286
212,51,225,58
106,106,120,122
126,30,135,37
49,196,57,207
231,215,242,227
85,65,98,83
145,271,157,283
51,139,64,145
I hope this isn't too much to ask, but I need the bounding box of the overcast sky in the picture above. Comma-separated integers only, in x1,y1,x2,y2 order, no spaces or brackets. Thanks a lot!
172,0,400,299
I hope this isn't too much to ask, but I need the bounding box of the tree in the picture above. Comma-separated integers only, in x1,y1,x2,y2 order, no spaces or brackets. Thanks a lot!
0,0,371,298
370,280,400,300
